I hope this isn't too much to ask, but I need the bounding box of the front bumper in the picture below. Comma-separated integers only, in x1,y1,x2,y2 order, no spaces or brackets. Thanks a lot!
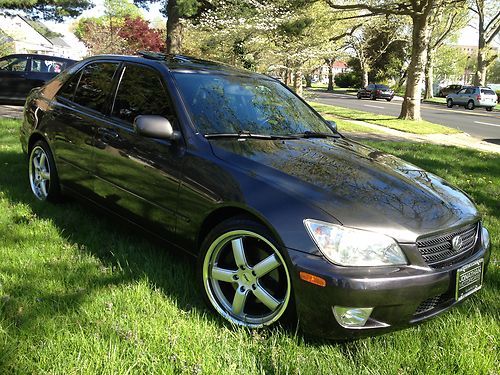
287,241,490,339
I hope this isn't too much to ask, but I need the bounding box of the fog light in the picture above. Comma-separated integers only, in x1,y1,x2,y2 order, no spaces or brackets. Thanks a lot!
332,306,373,328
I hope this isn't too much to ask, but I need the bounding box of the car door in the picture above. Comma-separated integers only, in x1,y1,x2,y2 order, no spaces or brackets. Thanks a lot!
92,62,182,236
0,55,29,101
50,61,120,196
454,88,467,104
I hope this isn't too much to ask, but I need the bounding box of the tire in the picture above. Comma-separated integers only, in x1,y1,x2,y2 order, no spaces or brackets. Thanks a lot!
466,100,475,110
28,140,62,202
198,217,293,328
386,98,392,102
446,98,453,108
357,93,362,99
486,107,493,112
370,94,376,100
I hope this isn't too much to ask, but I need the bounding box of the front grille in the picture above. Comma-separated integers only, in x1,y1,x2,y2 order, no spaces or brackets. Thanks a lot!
416,222,479,268
414,294,449,315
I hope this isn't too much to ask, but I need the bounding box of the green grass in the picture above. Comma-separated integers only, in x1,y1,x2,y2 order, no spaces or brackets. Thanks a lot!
0,118,498,374
321,114,383,134
309,101,462,135
423,97,500,110
309,83,358,94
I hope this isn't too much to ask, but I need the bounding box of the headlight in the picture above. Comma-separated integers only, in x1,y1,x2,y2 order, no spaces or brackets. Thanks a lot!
304,219,407,266
481,226,490,250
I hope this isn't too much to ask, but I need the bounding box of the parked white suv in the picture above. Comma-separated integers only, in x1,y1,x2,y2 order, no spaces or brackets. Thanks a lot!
446,86,497,111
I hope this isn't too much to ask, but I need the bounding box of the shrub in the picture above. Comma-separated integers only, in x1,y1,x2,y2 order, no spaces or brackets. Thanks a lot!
334,72,362,88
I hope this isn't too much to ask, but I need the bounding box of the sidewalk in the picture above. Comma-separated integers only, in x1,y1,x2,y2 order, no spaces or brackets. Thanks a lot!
341,119,500,154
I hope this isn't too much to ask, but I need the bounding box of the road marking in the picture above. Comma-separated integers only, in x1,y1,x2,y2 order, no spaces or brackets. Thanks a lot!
364,104,385,109
474,121,500,127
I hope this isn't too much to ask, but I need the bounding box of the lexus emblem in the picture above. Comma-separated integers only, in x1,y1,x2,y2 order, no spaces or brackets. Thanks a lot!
452,235,463,252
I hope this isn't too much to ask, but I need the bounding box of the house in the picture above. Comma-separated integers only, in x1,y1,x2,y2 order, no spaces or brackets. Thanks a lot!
0,13,86,59
313,61,351,84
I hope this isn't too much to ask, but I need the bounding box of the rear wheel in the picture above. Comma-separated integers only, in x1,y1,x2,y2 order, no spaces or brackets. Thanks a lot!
357,93,362,99
370,93,376,100
486,107,493,112
466,100,475,110
446,98,453,108
198,217,293,328
29,140,61,202
386,98,392,102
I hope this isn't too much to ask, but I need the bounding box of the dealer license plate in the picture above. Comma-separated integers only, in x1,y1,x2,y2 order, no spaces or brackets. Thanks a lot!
456,259,483,301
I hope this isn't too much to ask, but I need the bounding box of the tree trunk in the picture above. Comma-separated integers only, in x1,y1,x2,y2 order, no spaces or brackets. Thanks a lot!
424,48,435,99
362,68,369,88
474,32,487,86
327,64,334,91
294,70,303,96
166,0,183,54
305,74,312,88
399,13,430,121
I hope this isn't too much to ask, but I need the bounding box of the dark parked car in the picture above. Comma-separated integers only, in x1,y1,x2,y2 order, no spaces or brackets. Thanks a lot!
437,84,462,97
357,84,394,101
0,53,76,105
20,53,491,339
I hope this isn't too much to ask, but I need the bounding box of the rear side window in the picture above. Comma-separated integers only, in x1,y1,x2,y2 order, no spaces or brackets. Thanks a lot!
0,56,28,72
465,88,475,94
30,58,69,73
111,64,173,124
58,71,82,101
73,62,119,113
481,89,495,95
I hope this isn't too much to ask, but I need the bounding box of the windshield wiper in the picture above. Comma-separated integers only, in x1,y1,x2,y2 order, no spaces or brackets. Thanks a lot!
205,131,298,140
294,131,340,139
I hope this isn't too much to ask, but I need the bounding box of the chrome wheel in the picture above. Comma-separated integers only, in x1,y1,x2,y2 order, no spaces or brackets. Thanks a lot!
202,230,291,327
466,100,475,110
29,145,51,200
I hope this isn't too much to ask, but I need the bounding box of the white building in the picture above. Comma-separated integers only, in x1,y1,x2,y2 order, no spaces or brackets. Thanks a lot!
0,13,87,59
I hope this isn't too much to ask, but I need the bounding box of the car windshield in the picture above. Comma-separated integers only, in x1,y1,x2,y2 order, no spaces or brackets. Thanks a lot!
172,71,333,136
376,85,390,90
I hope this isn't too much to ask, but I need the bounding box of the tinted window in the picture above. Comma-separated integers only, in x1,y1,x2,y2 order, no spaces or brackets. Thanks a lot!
173,72,333,136
0,56,28,72
481,89,495,95
30,58,69,73
457,88,467,94
73,62,119,113
465,88,475,94
367,84,374,89
376,85,389,90
58,70,83,101
112,64,172,124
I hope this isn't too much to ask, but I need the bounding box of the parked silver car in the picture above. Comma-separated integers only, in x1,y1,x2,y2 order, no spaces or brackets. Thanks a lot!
446,86,497,111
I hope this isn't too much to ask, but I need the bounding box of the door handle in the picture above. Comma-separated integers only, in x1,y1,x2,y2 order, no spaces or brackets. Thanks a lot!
97,127,119,141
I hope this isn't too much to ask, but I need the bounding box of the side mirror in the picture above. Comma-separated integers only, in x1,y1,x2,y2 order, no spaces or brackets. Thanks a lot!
134,115,181,141
327,120,337,133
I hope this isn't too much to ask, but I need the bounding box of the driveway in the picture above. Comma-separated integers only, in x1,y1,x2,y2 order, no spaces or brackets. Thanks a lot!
0,105,23,119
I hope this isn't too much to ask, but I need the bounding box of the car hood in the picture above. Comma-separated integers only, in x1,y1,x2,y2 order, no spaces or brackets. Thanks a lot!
209,137,479,242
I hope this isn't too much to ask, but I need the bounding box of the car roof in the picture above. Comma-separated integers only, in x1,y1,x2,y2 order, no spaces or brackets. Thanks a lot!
85,53,270,80
2,53,76,62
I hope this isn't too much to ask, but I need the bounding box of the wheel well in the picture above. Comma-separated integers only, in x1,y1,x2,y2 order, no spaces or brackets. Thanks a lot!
196,207,273,251
28,133,46,153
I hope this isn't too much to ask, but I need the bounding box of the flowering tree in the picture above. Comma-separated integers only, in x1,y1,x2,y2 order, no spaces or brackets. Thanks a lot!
118,17,164,53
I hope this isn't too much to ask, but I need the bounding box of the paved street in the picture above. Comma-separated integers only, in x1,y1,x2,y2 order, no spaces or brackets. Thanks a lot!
309,90,500,143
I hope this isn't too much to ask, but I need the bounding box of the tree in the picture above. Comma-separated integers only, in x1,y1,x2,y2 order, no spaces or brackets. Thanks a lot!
470,0,500,86
0,0,91,20
118,17,164,53
424,5,468,98
327,0,465,121
344,16,407,87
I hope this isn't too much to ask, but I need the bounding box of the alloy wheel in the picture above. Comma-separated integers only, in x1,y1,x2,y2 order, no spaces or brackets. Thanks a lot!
466,100,475,110
29,145,51,200
202,230,291,327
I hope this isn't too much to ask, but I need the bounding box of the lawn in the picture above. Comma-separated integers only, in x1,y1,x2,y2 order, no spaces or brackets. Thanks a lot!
0,118,498,374
423,97,500,111
309,101,462,135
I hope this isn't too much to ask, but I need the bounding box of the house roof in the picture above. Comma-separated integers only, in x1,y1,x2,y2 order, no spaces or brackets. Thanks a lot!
50,37,70,47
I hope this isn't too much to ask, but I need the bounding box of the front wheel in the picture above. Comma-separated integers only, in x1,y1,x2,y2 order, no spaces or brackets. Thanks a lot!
446,98,453,108
29,140,62,202
370,94,376,100
486,107,493,112
357,93,362,99
466,100,475,110
198,217,293,328
386,98,392,102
